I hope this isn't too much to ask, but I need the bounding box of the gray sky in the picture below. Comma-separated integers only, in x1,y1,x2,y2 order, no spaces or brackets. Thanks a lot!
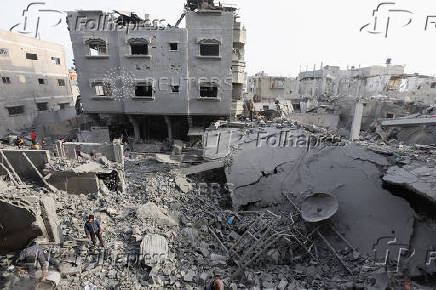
1,0,436,77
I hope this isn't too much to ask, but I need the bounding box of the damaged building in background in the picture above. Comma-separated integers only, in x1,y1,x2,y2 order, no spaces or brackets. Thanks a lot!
67,0,246,142
0,30,75,137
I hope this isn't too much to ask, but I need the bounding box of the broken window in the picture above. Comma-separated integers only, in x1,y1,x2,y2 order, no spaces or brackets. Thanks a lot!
2,77,11,84
131,43,148,55
271,79,285,89
0,48,8,57
171,85,180,93
37,102,48,111
135,83,153,97
26,53,38,60
59,103,69,110
293,103,301,113
57,79,65,86
431,82,436,89
386,113,394,119
6,106,25,116
200,44,219,56
38,78,47,85
170,43,178,51
88,41,107,56
200,82,218,98
92,82,112,96
51,57,61,65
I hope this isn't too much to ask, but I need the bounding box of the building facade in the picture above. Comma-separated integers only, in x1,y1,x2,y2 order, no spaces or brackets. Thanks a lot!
67,0,246,141
247,72,300,103
0,30,73,136
297,64,436,104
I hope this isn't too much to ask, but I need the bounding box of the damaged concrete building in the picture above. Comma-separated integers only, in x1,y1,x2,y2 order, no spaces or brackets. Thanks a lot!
67,0,246,141
247,71,300,103
0,30,75,136
297,63,436,104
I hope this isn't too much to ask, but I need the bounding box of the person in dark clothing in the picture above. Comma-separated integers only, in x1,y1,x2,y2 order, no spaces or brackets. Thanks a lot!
84,215,105,249
16,245,60,281
205,279,224,290
14,137,24,149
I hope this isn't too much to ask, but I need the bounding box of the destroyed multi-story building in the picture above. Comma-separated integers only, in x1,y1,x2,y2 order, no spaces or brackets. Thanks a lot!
247,71,300,103
0,30,74,136
297,64,436,104
67,0,246,141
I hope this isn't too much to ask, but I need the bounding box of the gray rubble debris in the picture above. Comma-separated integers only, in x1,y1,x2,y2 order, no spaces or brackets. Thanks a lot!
383,163,436,203
136,202,179,227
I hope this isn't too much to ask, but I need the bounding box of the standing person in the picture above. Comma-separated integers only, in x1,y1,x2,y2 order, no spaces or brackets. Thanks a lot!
31,130,37,145
15,244,60,282
249,99,255,122
84,215,105,249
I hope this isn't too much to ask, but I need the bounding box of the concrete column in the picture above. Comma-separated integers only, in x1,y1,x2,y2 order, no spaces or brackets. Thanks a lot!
164,116,173,141
112,139,124,165
129,116,141,141
350,101,364,140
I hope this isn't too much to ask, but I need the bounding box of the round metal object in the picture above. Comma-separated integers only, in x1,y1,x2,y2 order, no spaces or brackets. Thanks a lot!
301,193,339,222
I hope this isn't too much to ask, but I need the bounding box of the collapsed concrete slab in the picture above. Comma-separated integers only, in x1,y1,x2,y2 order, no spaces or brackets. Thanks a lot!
55,140,124,164
0,150,50,182
381,116,436,127
290,113,340,131
383,164,436,203
0,195,61,253
137,202,179,227
225,130,415,256
47,161,124,194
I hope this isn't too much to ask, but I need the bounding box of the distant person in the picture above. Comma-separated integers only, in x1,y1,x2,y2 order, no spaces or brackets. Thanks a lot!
14,137,24,149
31,130,37,145
31,143,41,150
84,215,105,249
205,279,224,290
15,244,60,282
248,100,255,122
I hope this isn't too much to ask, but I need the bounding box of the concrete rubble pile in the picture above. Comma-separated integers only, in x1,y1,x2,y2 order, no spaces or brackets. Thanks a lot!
0,119,435,289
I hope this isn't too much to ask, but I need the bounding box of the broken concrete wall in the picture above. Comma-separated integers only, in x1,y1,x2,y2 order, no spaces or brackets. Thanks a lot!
58,141,123,164
48,171,99,195
0,195,61,253
290,113,339,130
0,150,50,182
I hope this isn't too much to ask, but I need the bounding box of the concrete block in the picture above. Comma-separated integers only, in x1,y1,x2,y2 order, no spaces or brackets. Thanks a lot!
39,196,62,243
48,172,99,194
0,150,50,182
140,234,169,266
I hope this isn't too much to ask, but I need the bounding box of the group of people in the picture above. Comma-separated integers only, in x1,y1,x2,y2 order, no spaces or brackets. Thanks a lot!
13,130,44,150
16,215,105,282
16,205,224,288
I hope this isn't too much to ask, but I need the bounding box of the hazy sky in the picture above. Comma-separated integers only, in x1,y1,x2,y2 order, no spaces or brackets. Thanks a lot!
1,0,436,77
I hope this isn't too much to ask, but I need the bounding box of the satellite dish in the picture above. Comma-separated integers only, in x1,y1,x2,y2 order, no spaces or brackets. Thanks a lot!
301,193,339,222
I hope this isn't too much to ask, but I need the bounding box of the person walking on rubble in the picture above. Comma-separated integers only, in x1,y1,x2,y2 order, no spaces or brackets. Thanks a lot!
15,244,60,282
84,215,105,249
